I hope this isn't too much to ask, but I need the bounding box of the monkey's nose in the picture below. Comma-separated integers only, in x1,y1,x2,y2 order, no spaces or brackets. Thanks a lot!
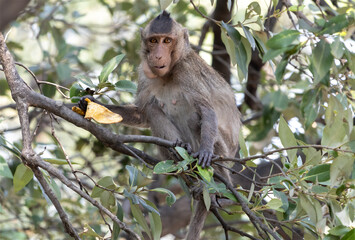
155,55,162,60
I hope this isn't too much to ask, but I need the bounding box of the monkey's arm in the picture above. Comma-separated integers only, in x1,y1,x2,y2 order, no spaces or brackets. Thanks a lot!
192,105,217,168
77,96,148,128
104,104,148,127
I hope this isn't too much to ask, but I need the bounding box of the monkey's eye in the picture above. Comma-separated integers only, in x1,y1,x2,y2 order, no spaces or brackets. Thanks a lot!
149,38,158,43
163,38,172,43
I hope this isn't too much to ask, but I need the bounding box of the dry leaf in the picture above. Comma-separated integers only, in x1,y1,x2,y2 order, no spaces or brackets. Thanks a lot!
72,106,85,116
84,98,123,124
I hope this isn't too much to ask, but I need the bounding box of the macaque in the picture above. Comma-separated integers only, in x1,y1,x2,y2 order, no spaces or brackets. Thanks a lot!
79,11,241,239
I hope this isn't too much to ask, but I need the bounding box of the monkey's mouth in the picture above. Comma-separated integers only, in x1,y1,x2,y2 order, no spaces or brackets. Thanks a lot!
155,65,166,69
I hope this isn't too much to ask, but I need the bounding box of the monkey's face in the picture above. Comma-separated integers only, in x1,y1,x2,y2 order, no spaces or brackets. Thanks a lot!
145,35,175,77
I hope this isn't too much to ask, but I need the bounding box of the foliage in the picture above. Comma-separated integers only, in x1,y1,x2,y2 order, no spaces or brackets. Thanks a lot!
0,0,354,239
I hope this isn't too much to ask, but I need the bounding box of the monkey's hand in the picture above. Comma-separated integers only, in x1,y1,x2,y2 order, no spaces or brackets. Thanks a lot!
192,149,214,168
78,95,97,113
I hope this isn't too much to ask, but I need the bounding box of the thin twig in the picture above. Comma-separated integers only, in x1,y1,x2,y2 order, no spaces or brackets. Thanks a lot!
190,0,218,24
214,172,281,240
49,113,88,192
214,144,354,164
315,0,326,19
210,207,260,240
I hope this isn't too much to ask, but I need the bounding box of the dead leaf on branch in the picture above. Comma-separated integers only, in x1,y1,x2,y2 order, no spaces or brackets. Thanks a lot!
72,98,123,124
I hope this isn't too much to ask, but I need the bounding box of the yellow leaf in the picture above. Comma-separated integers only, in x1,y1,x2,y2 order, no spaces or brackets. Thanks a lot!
84,98,123,124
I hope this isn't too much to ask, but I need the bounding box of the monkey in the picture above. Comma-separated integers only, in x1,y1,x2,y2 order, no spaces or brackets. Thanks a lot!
78,11,241,239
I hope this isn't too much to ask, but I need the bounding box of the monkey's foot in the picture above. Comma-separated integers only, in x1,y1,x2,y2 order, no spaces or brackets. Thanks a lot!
192,149,214,168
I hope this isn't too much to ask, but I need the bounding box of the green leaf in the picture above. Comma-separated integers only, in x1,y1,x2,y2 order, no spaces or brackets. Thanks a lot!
221,22,248,80
50,178,61,199
56,63,72,82
126,165,138,186
266,30,300,49
80,223,102,238
348,141,355,153
254,33,267,55
288,5,305,11
42,79,56,98
271,90,289,111
202,184,211,211
69,82,86,102
125,165,152,188
148,201,162,240
131,203,152,239
331,37,345,59
341,229,355,240
13,163,33,193
138,198,160,215
311,185,329,194
336,184,346,196
115,80,137,93
151,188,176,206
299,193,322,225
100,190,116,208
241,24,256,50
99,54,125,83
262,46,294,62
175,146,191,161
238,130,248,158
221,30,237,66
305,164,330,182
91,176,117,198
345,51,355,73
153,160,178,174
159,0,173,10
330,154,354,186
279,116,298,163
320,14,349,35
124,189,140,204
197,165,214,183
273,189,289,211
266,199,283,211
74,74,96,88
112,201,124,240
275,58,288,84
0,135,21,157
247,1,261,15
310,39,333,85
324,95,343,126
321,113,347,148
301,89,320,129
329,225,351,237
303,147,322,165
0,155,13,179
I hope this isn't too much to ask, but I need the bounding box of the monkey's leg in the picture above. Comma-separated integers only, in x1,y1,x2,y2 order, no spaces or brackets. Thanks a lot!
185,199,208,240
